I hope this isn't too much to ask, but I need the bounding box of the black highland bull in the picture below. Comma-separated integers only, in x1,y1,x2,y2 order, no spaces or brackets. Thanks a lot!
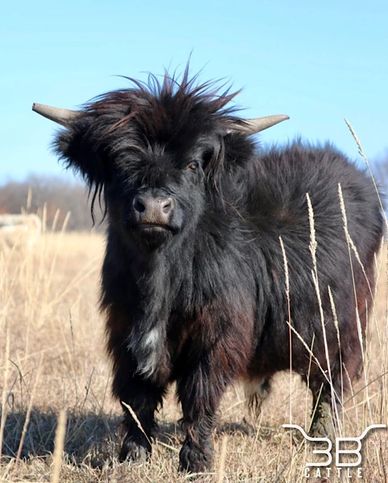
33,69,383,473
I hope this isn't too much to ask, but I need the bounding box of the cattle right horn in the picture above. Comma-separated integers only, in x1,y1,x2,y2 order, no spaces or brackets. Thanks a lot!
32,103,79,127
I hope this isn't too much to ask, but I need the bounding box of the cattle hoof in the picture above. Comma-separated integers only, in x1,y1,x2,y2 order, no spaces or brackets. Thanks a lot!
309,402,336,440
309,419,335,441
178,441,212,473
118,438,150,463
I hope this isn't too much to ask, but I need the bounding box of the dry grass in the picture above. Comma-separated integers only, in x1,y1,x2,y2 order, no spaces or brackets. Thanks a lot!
0,227,387,482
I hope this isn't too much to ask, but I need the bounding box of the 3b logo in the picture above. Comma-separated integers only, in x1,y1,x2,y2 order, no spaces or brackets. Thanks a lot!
282,423,386,467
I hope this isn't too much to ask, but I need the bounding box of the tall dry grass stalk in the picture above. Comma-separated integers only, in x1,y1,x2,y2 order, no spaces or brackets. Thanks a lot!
15,354,43,464
279,236,293,423
50,409,67,483
306,193,340,429
345,118,387,231
0,329,10,457
328,285,345,426
216,435,228,483
338,183,372,422
121,401,152,446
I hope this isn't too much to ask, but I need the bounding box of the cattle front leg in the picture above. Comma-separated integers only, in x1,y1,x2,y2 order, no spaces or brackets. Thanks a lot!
176,351,240,473
177,379,220,472
119,384,164,463
112,356,166,463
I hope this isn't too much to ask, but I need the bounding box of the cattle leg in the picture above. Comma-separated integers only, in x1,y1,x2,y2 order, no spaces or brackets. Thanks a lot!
112,358,165,463
244,376,272,418
119,385,165,463
177,356,236,473
177,384,219,472
309,383,337,440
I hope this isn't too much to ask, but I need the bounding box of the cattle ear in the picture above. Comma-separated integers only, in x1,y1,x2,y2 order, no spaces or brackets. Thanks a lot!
32,103,109,188
53,113,110,189
220,132,255,170
200,138,223,171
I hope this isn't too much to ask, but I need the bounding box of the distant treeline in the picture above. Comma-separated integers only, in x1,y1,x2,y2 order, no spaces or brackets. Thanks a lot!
0,175,105,231
1,153,387,232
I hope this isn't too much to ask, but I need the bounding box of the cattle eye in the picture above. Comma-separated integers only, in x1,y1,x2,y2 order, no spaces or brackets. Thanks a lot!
186,161,199,172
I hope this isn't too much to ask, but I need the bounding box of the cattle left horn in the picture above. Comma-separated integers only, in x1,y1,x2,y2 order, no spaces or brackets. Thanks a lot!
32,103,79,127
230,115,289,134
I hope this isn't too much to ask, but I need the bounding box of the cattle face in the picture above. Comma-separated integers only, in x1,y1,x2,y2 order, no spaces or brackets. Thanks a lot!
103,131,216,252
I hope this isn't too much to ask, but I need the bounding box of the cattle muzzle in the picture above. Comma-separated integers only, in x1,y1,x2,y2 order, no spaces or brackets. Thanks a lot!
132,194,175,231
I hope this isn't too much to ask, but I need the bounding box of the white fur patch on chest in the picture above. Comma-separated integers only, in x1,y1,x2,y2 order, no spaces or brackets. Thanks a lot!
142,327,160,349
137,327,161,377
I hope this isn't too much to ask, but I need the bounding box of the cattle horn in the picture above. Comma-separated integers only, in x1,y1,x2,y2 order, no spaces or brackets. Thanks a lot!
32,103,79,127
230,114,289,134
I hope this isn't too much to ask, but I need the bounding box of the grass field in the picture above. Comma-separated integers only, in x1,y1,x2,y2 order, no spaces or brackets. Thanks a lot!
0,230,387,482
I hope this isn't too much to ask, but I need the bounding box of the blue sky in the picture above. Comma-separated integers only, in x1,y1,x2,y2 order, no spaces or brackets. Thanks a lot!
1,1,387,182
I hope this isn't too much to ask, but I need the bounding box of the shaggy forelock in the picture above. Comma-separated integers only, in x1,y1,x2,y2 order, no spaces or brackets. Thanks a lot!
84,67,241,145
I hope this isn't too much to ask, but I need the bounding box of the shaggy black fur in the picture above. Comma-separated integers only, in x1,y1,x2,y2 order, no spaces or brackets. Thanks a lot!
53,69,383,473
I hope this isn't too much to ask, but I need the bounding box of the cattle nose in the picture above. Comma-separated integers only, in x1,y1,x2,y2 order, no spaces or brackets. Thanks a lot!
132,195,175,224
133,196,146,213
160,197,173,214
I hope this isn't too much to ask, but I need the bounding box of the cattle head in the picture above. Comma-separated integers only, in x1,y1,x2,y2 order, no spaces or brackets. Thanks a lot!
33,71,288,251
